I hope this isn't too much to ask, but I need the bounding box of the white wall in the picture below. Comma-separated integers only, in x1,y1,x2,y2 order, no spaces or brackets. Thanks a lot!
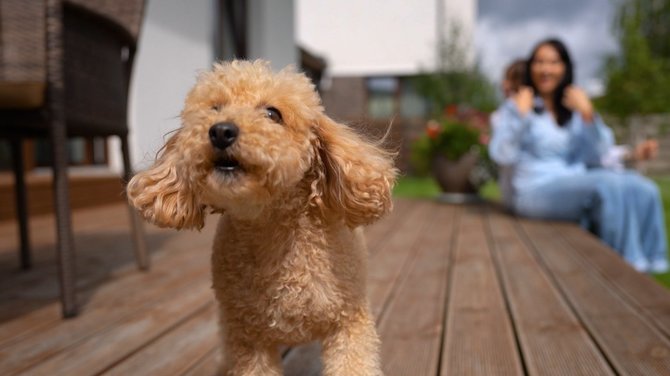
296,0,476,76
112,0,297,171
248,0,297,71
115,0,217,171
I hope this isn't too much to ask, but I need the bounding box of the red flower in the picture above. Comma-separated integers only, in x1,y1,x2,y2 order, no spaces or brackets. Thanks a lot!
444,104,458,117
426,120,441,139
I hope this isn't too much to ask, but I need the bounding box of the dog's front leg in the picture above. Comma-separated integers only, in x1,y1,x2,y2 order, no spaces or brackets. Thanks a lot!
321,306,383,376
220,335,282,376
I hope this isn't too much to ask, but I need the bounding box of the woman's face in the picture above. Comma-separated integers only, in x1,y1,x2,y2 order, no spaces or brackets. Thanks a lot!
530,44,566,96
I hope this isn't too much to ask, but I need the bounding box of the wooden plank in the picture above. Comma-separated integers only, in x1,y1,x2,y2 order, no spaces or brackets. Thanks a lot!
441,206,523,376
8,199,665,376
101,304,218,376
367,200,440,319
365,198,414,256
282,199,439,375
377,203,456,375
0,204,153,342
0,173,126,221
182,348,222,376
487,210,614,375
557,222,670,337
520,219,670,375
0,207,209,296
0,258,211,375
0,208,176,310
18,280,213,376
0,241,179,347
0,203,135,269
0,224,212,348
0,227,160,302
0,204,215,296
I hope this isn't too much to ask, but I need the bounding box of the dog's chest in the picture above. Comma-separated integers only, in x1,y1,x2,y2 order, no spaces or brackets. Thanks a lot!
213,221,358,339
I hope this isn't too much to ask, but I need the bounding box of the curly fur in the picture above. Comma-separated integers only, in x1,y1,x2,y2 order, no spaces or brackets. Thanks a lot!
127,60,397,376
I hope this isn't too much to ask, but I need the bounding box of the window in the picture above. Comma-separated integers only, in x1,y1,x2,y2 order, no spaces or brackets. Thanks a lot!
366,77,430,120
0,138,109,172
34,137,108,167
399,79,429,118
367,77,398,119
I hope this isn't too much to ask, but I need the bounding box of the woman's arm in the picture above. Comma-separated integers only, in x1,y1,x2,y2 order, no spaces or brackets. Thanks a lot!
562,86,614,165
563,86,594,123
489,98,533,166
569,112,615,166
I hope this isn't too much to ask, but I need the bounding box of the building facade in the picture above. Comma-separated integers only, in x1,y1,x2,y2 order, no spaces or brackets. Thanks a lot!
297,0,477,171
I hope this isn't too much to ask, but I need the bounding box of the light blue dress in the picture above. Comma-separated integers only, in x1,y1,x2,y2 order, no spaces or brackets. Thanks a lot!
489,99,668,273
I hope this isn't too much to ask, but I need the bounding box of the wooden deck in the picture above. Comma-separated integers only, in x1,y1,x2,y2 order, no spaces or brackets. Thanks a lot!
1,199,670,375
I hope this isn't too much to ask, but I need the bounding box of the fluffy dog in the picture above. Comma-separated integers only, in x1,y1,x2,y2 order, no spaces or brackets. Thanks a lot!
127,60,397,375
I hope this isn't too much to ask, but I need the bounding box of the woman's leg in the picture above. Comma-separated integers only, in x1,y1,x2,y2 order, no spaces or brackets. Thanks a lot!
514,170,648,270
606,172,648,270
621,172,668,272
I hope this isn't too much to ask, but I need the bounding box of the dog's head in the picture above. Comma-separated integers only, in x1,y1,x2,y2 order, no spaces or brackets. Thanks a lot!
127,60,397,230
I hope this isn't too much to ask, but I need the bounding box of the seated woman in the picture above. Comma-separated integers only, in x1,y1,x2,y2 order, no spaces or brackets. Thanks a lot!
489,38,668,273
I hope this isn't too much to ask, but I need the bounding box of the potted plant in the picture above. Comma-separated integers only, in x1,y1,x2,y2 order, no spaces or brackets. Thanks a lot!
411,105,495,200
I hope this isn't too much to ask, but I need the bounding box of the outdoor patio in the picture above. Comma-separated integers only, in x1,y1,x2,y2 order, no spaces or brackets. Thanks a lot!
1,198,670,375
0,200,670,375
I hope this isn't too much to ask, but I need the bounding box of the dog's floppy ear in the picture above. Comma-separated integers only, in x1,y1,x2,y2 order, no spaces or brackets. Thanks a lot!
127,131,206,230
310,114,397,228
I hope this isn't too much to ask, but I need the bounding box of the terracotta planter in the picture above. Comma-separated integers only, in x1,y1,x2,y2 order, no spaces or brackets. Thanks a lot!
430,151,479,194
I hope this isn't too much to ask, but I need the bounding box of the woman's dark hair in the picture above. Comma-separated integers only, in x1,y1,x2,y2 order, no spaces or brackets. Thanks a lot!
524,38,574,126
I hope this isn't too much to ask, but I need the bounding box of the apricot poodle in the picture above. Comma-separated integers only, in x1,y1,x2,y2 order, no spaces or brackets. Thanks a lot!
127,60,397,375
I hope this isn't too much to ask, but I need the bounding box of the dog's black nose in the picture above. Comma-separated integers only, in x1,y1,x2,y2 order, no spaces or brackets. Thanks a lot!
209,122,239,150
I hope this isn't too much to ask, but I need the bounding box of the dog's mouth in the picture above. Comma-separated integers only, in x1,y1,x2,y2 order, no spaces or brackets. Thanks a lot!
213,154,242,174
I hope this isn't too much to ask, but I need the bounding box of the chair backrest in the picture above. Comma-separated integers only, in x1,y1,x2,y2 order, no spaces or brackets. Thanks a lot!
63,0,146,136
0,0,47,109
63,1,144,136
0,0,144,85
1,0,146,135
68,0,145,42
0,0,46,84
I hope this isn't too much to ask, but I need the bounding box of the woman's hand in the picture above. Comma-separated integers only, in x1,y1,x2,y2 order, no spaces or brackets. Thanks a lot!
633,139,659,161
563,86,594,123
513,86,534,115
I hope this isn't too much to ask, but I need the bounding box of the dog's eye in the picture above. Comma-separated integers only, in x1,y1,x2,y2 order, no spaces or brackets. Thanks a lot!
211,104,222,112
265,107,283,124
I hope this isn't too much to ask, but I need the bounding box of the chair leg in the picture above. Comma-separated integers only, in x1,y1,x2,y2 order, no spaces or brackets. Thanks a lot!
121,135,150,270
50,133,78,318
46,0,77,318
10,140,32,270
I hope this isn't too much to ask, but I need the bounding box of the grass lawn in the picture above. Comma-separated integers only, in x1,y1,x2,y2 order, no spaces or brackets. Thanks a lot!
393,175,670,288
653,176,670,287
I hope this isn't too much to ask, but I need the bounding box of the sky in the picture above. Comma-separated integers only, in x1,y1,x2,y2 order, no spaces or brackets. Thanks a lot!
475,0,620,96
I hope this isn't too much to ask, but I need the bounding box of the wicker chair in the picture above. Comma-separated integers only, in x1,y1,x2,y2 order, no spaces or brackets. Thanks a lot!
0,0,148,318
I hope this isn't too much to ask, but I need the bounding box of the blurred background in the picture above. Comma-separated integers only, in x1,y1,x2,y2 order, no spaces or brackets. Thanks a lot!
1,0,669,277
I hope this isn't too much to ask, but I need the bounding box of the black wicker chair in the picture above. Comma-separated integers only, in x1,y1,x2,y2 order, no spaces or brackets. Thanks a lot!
0,0,148,318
